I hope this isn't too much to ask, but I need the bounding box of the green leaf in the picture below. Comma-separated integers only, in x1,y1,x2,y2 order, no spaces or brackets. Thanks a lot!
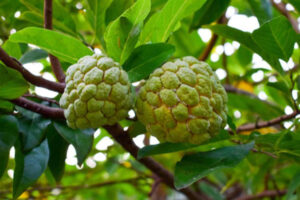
286,172,300,200
104,0,151,62
85,0,113,43
19,49,48,64
0,65,29,99
9,27,92,63
205,24,284,74
191,0,230,29
267,81,290,93
53,122,94,165
129,121,146,137
236,46,253,66
228,93,283,120
18,112,51,151
0,99,14,112
168,29,205,58
13,139,49,199
0,115,18,178
46,124,68,182
140,0,207,43
123,43,175,82
247,0,272,25
20,0,77,35
296,75,300,90
252,16,297,61
288,0,300,12
138,130,230,158
2,41,22,59
174,142,254,189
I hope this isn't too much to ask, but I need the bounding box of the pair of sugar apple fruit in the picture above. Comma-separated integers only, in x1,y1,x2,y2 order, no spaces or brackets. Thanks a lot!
60,53,227,144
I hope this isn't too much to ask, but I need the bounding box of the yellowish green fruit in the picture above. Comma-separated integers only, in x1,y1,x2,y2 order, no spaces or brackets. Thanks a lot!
60,54,132,129
135,56,227,144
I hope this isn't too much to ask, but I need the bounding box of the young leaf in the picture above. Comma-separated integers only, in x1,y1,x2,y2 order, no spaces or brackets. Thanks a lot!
13,139,50,199
9,27,92,63
0,115,18,178
139,0,207,43
0,65,29,99
46,124,68,182
252,16,297,61
247,0,272,25
85,0,113,43
53,122,94,165
174,142,254,189
191,0,230,29
104,0,151,62
19,49,48,64
123,43,175,82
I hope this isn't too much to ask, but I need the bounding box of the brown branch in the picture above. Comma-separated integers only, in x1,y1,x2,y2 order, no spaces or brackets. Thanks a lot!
23,93,59,105
11,97,64,118
10,97,207,200
44,0,65,83
199,34,218,61
0,47,65,93
271,0,299,33
236,110,300,132
236,189,286,200
104,124,210,200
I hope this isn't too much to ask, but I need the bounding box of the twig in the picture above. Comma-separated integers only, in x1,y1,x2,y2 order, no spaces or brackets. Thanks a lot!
0,47,65,93
271,0,299,33
251,148,278,159
236,110,300,132
236,189,286,200
23,93,59,105
10,97,207,200
11,97,64,118
44,0,65,83
199,34,218,61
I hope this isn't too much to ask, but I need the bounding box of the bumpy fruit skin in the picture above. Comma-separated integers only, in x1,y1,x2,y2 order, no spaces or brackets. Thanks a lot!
60,54,132,129
136,56,227,144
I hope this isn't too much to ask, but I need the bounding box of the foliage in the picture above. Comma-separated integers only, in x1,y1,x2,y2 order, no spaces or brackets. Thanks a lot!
0,0,299,199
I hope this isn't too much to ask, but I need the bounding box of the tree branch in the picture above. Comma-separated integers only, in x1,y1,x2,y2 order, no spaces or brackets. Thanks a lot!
0,47,65,93
236,189,286,200
199,34,218,61
271,0,299,33
44,0,65,83
10,97,208,200
11,97,64,118
23,93,59,105
236,110,300,132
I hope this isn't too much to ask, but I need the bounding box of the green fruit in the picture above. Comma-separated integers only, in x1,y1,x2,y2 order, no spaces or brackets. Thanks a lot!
135,56,227,144
60,54,132,129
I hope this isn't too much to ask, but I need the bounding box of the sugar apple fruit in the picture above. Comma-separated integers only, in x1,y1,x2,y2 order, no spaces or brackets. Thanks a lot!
135,56,227,144
60,54,132,129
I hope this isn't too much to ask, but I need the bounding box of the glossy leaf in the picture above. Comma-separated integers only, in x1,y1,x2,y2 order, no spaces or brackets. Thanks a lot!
206,24,284,74
174,142,254,189
252,17,297,61
138,130,230,158
123,43,175,82
140,0,207,43
104,0,151,62
53,122,94,165
46,124,68,182
9,27,92,63
13,139,49,199
2,40,22,59
0,65,29,99
18,112,51,151
19,49,48,64
0,115,18,178
247,0,272,25
191,0,230,29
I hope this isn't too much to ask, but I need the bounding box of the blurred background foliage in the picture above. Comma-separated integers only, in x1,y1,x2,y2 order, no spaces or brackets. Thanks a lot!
0,0,299,199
